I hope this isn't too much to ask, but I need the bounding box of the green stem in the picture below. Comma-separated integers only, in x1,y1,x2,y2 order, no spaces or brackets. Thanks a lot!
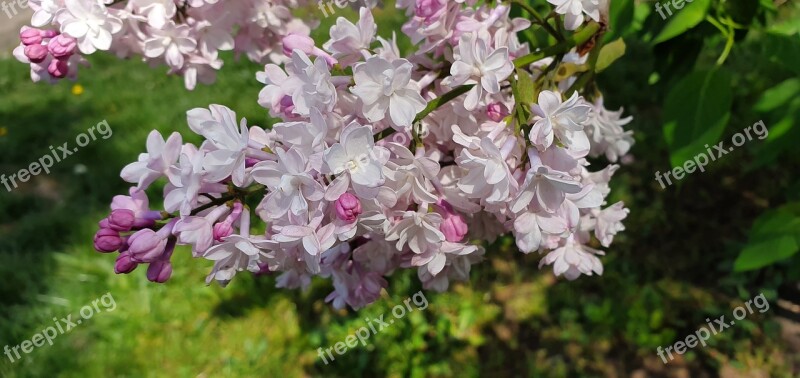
510,0,563,41
716,24,735,66
565,71,593,98
514,21,602,68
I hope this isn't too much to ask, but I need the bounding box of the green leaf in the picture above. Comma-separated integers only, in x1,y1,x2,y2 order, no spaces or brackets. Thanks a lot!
754,78,800,113
750,99,800,169
513,68,537,105
763,33,800,74
652,0,711,44
759,0,778,11
662,68,732,168
734,204,800,271
608,0,635,38
596,38,626,72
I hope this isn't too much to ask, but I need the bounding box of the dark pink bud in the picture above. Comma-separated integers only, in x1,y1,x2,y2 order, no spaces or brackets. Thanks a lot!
245,157,261,168
441,213,468,242
213,222,233,241
48,35,77,59
114,251,138,274
24,44,48,63
94,228,123,252
487,102,509,122
20,27,43,45
48,58,69,78
108,209,136,231
254,262,271,276
147,260,173,283
335,193,362,222
99,218,111,228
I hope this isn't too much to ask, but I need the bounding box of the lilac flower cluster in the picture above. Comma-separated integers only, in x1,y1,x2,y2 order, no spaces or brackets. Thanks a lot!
14,0,309,89
93,1,633,310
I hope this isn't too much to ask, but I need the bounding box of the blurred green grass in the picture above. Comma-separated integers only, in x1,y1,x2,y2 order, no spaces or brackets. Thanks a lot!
1,1,799,377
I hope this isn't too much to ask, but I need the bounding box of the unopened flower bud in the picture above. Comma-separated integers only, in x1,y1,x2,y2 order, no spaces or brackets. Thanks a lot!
20,27,43,45
48,35,77,59
147,260,172,283
279,95,296,118
282,33,315,56
282,33,337,66
415,0,444,20
213,222,233,241
441,213,468,242
24,44,48,63
487,102,509,122
48,58,69,78
114,251,138,274
335,193,362,222
127,229,168,262
108,209,136,231
94,228,123,252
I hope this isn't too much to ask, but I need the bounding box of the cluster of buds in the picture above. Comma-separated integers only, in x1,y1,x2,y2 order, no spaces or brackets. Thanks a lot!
14,0,310,89
14,26,80,81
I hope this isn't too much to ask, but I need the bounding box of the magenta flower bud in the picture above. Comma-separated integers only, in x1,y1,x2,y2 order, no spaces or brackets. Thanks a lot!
94,228,123,252
212,202,242,241
127,229,168,262
487,102,509,122
99,218,110,229
108,209,136,231
114,251,138,274
48,35,77,59
279,95,296,118
20,27,43,45
335,193,362,222
245,157,261,168
441,213,468,242
212,222,233,241
146,260,173,283
24,44,48,63
48,58,69,78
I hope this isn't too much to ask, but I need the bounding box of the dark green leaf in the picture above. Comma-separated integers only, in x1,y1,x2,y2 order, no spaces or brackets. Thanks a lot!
652,0,711,44
754,78,800,113
662,68,732,168
608,0,635,38
734,203,800,271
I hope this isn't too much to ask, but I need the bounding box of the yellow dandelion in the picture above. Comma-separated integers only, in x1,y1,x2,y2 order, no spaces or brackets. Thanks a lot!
72,84,84,96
